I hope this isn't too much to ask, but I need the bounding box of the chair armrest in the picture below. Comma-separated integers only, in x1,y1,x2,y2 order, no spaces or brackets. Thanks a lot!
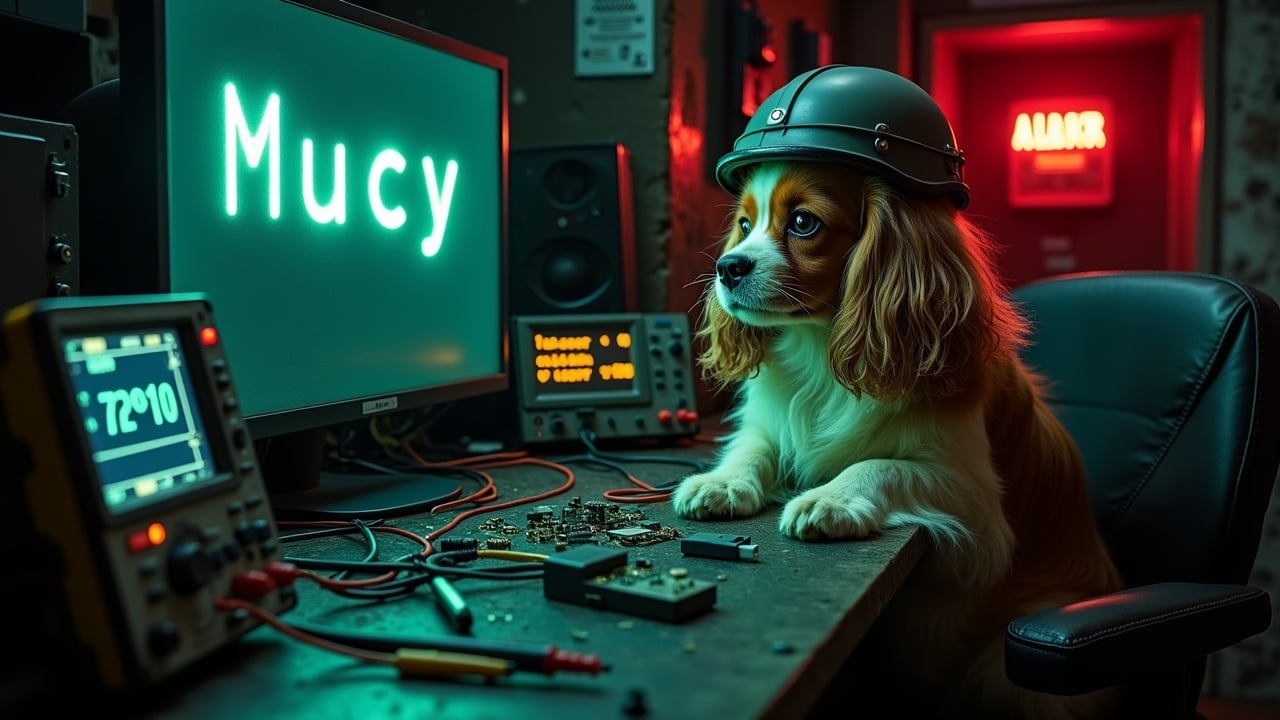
1005,582,1270,695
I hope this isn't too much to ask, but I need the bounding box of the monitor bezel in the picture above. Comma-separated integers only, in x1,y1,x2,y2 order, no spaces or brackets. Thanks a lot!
121,0,511,441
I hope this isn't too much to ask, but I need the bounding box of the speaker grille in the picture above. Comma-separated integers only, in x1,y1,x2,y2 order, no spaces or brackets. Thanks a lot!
509,142,636,316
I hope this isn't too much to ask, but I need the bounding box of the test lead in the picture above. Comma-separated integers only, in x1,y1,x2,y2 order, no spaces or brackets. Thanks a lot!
283,620,609,676
680,532,760,562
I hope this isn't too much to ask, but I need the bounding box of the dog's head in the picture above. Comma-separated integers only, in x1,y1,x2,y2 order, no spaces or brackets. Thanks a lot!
699,159,1026,402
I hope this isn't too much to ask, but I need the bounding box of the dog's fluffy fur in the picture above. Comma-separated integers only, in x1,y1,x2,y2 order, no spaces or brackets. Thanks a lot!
672,161,1124,719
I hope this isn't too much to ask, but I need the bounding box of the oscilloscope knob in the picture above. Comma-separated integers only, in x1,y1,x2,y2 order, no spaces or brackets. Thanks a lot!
167,540,214,595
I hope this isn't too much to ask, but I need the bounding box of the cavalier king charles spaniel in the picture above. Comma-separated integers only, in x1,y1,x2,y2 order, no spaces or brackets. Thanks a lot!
672,160,1124,719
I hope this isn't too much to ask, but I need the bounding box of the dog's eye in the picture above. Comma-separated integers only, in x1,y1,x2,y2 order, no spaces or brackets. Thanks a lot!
738,217,751,236
787,210,822,238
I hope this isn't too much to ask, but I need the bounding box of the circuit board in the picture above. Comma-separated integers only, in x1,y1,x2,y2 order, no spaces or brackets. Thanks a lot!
476,496,681,550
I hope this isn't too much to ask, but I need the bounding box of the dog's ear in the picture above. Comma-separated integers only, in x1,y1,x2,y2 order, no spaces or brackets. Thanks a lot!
696,282,769,388
828,177,1025,401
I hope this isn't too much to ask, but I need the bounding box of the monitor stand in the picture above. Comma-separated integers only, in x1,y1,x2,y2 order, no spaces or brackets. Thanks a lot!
257,428,462,521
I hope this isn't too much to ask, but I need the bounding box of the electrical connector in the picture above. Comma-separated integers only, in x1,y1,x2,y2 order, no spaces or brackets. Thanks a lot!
543,545,716,622
680,532,759,562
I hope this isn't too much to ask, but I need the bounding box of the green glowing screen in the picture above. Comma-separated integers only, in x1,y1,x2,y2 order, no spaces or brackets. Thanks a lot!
162,0,504,425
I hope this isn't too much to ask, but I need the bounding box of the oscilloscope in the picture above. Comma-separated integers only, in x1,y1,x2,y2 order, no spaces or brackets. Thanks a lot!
510,313,700,444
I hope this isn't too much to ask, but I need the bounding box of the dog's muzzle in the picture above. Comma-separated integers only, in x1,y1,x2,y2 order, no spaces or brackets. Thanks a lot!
716,253,755,291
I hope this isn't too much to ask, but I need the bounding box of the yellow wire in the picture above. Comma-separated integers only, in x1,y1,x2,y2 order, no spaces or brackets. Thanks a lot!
477,549,547,563
367,415,399,448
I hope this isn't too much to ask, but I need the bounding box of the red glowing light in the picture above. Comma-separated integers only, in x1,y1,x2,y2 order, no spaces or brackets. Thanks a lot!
200,326,219,346
1008,96,1114,207
127,522,168,553
127,530,151,553
1010,110,1107,152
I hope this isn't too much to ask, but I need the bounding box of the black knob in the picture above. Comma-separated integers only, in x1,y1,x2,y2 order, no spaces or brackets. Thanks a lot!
147,622,181,656
167,541,213,595
49,238,73,265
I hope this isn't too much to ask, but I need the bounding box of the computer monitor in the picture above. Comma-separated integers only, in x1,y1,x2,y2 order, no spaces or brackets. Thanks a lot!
72,0,509,518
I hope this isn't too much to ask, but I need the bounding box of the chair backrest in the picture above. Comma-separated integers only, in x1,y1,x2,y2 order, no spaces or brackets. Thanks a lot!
1012,271,1280,588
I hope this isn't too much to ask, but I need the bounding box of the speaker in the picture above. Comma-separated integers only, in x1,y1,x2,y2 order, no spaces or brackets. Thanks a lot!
509,142,637,315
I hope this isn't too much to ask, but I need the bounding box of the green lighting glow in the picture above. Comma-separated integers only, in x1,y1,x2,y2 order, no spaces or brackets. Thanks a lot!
302,139,346,224
165,0,503,419
422,158,458,257
369,149,407,230
222,88,462,252
224,82,280,219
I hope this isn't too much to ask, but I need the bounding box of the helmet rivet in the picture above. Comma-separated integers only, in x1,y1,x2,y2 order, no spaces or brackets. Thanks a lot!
874,123,891,154
767,108,786,125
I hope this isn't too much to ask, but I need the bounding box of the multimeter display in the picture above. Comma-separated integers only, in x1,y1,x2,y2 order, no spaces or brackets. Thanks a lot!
62,327,222,515
524,319,641,402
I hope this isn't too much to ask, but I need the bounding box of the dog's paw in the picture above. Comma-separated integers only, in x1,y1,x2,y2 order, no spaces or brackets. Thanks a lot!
672,469,766,519
779,486,886,541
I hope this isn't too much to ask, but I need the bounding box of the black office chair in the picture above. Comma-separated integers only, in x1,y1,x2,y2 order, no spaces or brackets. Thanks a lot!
1004,271,1280,719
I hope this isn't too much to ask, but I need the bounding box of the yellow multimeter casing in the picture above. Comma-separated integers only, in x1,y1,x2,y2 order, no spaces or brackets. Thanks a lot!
0,293,294,692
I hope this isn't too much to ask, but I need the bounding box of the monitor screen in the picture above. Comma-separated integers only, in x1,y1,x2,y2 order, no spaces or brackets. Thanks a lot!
87,0,510,517
161,0,507,436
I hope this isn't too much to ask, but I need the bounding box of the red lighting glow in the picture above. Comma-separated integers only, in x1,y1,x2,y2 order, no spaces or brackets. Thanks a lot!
1008,96,1114,207
1032,152,1088,173
1011,110,1107,152
200,326,219,346
127,522,168,553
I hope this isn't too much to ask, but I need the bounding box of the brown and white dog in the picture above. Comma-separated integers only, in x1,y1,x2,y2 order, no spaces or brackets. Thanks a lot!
672,160,1125,719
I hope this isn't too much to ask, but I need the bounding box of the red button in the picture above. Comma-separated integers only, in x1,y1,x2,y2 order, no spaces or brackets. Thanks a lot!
127,530,151,553
657,409,673,423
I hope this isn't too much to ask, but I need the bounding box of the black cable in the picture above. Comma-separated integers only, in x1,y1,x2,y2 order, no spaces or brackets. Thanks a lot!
554,454,682,492
338,455,490,488
577,430,709,474
280,558,421,574
278,520,380,544
279,518,382,582
425,548,545,581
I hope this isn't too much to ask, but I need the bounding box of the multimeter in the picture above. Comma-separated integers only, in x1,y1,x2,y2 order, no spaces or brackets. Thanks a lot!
0,293,295,693
510,312,700,444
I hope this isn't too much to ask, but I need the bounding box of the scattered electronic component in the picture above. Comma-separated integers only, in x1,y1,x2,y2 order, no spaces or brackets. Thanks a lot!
478,496,680,549
543,545,716,623
681,532,760,562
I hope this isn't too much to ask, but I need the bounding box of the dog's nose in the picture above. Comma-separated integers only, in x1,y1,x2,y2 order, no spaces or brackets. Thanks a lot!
716,254,755,290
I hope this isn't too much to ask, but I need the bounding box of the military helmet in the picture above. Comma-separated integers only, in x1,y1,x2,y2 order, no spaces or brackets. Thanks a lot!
715,64,970,209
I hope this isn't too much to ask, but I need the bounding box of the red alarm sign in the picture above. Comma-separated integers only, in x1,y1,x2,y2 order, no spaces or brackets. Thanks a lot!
1008,96,1113,207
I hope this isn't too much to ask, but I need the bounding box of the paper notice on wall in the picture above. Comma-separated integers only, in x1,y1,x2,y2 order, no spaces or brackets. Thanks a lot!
574,0,654,77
